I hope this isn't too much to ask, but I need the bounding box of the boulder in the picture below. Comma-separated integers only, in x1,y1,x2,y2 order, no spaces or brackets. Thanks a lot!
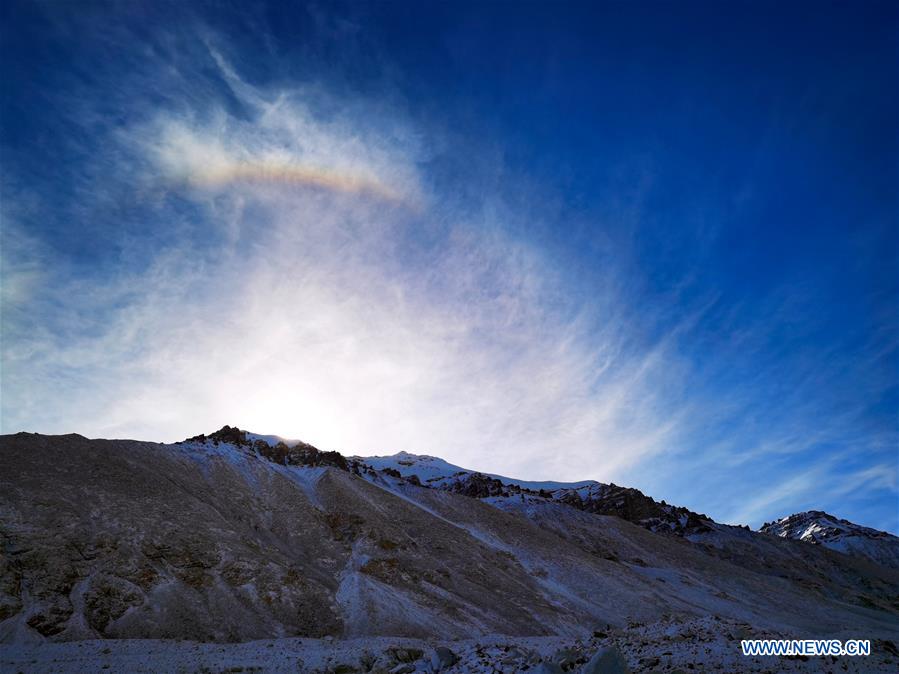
582,646,630,674
430,646,458,670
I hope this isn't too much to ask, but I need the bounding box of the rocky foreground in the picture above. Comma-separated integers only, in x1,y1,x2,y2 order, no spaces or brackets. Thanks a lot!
4,616,898,673
1,429,897,672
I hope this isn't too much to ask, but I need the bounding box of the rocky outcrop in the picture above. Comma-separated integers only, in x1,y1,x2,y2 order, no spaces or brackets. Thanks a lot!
447,472,527,499
555,484,715,537
183,426,349,471
286,442,349,471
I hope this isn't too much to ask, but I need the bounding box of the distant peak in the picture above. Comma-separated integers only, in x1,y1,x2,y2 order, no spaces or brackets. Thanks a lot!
181,426,305,449
179,425,349,471
182,425,249,446
761,510,897,542
763,510,849,530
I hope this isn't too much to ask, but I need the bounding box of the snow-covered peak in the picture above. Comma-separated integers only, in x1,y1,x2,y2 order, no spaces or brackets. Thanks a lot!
760,511,899,569
761,510,894,543
352,451,468,485
353,450,599,492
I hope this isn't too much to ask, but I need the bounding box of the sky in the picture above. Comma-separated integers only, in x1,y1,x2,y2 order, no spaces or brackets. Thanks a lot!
1,0,896,533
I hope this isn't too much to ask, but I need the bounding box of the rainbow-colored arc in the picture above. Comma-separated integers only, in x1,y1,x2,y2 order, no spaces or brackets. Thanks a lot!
185,161,405,203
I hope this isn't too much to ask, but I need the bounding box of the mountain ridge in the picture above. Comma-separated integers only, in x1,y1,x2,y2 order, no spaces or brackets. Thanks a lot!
349,433,897,560
2,427,897,672
25,425,898,561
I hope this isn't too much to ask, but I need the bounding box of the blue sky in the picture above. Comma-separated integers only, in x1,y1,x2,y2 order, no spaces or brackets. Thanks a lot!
1,0,896,533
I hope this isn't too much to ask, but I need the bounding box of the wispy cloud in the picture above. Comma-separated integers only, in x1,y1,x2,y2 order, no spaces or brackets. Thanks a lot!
1,10,895,534
1,42,688,488
144,93,419,205
724,467,828,528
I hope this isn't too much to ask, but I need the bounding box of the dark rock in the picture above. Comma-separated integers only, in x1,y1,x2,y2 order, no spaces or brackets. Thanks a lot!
430,646,458,670
328,665,358,674
388,647,423,663
26,598,73,636
558,484,712,537
448,473,515,498
84,575,143,633
875,639,899,657
183,426,350,471
287,442,348,471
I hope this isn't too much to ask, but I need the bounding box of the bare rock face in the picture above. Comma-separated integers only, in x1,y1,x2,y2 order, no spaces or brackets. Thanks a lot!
286,442,348,471
555,483,715,537
185,425,349,471
83,574,143,633
447,472,517,498
25,600,72,638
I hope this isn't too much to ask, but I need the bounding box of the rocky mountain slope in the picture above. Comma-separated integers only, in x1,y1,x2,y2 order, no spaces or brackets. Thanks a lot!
1,428,898,672
761,510,899,569
358,451,717,537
